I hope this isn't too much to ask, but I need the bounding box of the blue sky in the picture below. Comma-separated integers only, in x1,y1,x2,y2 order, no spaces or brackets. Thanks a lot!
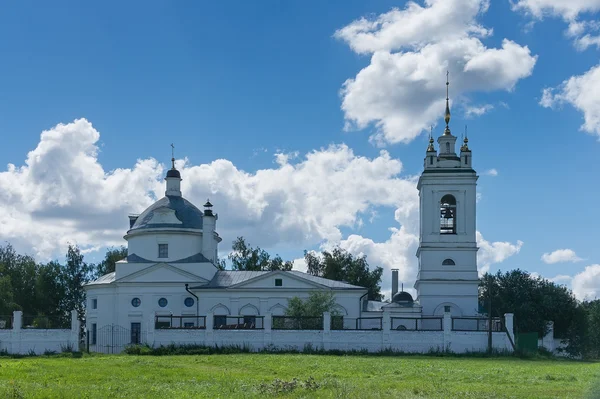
1,0,599,299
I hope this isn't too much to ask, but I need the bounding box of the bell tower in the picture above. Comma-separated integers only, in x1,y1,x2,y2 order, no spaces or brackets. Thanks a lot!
415,73,479,316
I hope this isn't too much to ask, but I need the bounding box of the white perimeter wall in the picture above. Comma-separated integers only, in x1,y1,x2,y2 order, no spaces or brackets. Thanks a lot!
0,311,80,355
141,312,515,354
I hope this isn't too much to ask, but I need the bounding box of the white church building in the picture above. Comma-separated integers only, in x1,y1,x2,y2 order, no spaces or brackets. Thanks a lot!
84,83,515,354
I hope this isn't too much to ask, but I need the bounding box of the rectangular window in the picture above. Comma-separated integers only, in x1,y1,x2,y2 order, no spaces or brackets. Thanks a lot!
275,278,283,287
91,323,97,345
429,156,433,165
158,244,168,258
131,322,142,344
92,299,97,309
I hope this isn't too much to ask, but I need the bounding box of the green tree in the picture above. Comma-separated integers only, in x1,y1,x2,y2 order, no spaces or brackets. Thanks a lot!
580,300,600,359
304,247,383,301
285,291,340,318
61,244,93,321
35,261,68,320
94,246,128,276
0,244,38,315
228,237,293,271
479,269,584,355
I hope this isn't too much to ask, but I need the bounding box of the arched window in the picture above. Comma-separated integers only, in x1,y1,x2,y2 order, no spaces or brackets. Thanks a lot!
442,259,455,266
440,194,456,234
446,142,450,153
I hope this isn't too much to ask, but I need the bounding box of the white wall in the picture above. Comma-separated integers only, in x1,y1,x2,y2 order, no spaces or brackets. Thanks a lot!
98,312,515,354
126,231,203,264
0,311,80,355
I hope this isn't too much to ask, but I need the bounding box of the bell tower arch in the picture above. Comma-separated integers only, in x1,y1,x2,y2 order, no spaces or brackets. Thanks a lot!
415,74,479,316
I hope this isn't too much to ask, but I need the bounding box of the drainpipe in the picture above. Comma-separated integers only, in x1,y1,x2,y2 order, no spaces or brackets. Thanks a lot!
359,292,369,316
185,284,200,322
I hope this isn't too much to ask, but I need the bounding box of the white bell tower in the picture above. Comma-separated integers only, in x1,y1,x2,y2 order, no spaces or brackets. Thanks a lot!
415,74,479,316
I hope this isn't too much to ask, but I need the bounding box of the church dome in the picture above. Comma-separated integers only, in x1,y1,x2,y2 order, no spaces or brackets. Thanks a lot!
129,195,203,232
166,168,181,178
392,291,414,304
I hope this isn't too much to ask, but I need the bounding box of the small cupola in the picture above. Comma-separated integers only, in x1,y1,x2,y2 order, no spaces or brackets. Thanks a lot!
165,144,182,197
203,199,214,217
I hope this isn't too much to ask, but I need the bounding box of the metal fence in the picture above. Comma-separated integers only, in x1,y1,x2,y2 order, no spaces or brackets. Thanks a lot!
331,316,383,330
272,316,323,330
391,317,443,331
451,317,504,332
22,315,69,329
155,315,206,329
0,315,13,329
214,316,264,330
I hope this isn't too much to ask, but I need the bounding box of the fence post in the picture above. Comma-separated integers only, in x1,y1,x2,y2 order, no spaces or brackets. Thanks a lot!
12,311,22,354
146,314,155,347
70,310,80,351
504,313,515,350
263,313,272,350
205,312,214,347
322,312,331,351
443,311,452,351
382,312,391,351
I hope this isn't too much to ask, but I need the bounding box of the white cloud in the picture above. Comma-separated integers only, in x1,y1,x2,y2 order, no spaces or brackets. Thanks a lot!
540,64,600,137
512,0,600,50
571,264,600,300
541,249,583,264
477,232,524,275
465,104,494,118
0,119,417,260
336,0,537,145
549,274,573,285
483,169,498,176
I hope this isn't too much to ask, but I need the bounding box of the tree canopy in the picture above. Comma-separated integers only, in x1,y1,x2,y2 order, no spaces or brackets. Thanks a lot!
285,291,340,318
228,237,293,271
304,247,383,301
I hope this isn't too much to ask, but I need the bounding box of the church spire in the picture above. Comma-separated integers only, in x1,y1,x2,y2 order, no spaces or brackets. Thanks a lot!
427,126,435,152
444,71,451,135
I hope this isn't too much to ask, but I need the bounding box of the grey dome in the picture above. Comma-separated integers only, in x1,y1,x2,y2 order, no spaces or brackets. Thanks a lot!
392,291,414,304
166,169,181,178
129,195,203,231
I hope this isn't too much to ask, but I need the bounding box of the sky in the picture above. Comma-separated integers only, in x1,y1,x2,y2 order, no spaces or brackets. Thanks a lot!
1,0,599,301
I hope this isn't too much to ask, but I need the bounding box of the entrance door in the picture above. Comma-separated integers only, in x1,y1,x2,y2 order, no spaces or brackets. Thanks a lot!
131,322,142,344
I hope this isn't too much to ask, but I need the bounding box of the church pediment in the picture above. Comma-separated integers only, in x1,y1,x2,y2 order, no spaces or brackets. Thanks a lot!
115,263,209,284
230,271,331,290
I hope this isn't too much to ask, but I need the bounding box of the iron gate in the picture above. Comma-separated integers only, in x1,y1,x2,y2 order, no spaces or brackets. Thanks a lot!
96,324,146,354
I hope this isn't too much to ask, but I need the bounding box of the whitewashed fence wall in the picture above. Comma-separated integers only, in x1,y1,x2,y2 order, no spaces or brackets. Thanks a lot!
148,312,515,354
0,311,80,355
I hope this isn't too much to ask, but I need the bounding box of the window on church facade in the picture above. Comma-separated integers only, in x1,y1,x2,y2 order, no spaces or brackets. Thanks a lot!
442,259,455,266
158,298,168,307
440,194,456,234
184,297,194,307
446,142,450,153
131,297,141,307
158,244,168,258
444,305,451,313
275,278,283,287
92,298,97,309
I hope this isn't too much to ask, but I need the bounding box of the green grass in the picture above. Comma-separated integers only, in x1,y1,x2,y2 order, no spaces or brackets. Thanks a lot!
0,354,598,398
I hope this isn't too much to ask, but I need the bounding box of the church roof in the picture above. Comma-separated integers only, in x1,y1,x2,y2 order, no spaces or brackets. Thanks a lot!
129,195,203,231
191,270,365,290
87,272,116,285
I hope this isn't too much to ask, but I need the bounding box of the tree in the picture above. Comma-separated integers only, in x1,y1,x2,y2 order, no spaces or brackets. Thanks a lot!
61,244,93,321
304,247,383,301
479,269,583,355
94,246,128,277
228,237,293,271
35,261,68,320
0,244,38,315
285,291,340,318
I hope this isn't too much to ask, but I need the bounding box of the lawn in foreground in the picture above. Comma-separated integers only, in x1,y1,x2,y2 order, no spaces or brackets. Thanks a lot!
0,354,599,398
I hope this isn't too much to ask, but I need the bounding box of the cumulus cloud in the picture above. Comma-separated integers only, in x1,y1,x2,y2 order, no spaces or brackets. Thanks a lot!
483,169,498,176
571,264,600,300
0,119,417,259
541,249,583,264
477,232,524,275
540,64,600,137
336,0,537,145
465,104,494,118
512,0,600,50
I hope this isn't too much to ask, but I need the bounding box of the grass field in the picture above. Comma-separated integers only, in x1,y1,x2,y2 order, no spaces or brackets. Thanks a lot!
0,354,599,398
